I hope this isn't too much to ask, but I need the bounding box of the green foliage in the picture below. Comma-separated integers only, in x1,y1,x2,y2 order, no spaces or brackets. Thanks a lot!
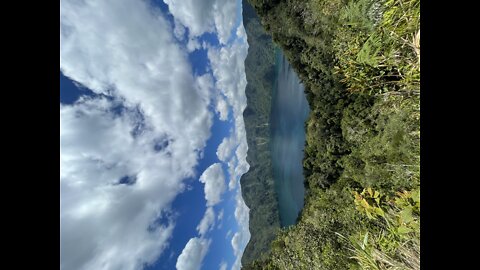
353,188,386,219
340,0,377,31
341,93,420,191
343,188,420,270
334,0,420,94
242,0,419,268
240,0,282,265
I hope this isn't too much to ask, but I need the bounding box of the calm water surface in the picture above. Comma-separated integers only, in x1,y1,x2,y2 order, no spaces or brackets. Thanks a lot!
270,49,310,227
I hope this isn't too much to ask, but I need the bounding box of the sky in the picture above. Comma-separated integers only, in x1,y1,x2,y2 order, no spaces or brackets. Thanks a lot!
60,1,251,270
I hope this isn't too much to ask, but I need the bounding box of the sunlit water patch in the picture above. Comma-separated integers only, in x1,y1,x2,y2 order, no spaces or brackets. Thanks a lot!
271,48,310,227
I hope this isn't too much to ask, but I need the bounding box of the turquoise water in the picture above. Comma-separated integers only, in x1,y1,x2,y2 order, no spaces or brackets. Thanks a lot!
270,48,310,227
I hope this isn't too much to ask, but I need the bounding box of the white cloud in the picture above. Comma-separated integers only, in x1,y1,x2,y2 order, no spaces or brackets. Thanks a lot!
196,207,215,236
215,95,229,121
207,41,248,117
199,163,227,207
195,73,214,101
231,188,251,270
176,237,211,270
61,0,254,269
216,134,236,162
235,22,246,41
207,39,250,191
187,36,201,52
163,0,214,38
174,19,186,41
217,208,225,229
234,190,250,232
163,0,238,44
61,0,213,151
207,36,250,193
212,0,237,44
205,20,252,270
231,233,242,260
219,261,228,270
233,115,249,182
60,98,180,270
227,158,237,190
60,0,214,269
217,209,224,221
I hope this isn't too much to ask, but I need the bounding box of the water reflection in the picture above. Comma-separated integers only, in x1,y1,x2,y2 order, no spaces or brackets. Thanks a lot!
271,49,310,227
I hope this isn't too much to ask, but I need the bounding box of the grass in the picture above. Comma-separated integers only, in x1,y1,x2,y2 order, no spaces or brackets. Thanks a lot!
243,0,420,268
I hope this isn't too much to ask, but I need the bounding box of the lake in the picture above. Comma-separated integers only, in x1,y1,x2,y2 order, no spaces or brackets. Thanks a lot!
270,48,310,227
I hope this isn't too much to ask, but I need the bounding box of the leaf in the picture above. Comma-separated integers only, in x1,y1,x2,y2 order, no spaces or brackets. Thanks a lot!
410,222,420,231
398,225,413,234
362,233,369,249
360,198,370,208
374,207,385,217
400,207,413,224
411,189,420,203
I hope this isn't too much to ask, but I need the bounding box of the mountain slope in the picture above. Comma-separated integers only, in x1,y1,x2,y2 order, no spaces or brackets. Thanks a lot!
239,0,281,266
242,0,420,269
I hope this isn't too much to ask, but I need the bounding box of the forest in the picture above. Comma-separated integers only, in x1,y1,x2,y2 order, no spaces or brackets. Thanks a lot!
240,0,281,265
241,0,420,269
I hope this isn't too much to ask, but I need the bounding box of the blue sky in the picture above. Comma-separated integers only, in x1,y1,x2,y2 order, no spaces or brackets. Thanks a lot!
60,1,250,270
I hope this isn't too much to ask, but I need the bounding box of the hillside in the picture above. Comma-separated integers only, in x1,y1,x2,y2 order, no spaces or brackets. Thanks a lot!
239,0,281,266
242,0,420,269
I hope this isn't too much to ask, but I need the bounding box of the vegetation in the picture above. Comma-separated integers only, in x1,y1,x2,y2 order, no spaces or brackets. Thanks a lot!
240,0,281,265
241,0,420,269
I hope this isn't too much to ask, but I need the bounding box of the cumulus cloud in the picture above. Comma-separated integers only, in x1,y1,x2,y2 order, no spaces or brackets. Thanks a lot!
174,19,186,41
195,73,215,101
219,261,228,270
61,0,253,269
231,233,242,261
215,119,249,192
199,163,226,207
231,188,251,270
227,158,237,190
207,41,248,117
196,207,215,236
212,0,238,44
235,22,246,41
60,0,214,269
208,34,250,187
233,115,250,182
215,95,229,121
217,208,225,229
164,0,238,44
61,0,213,148
216,131,242,190
60,98,181,270
205,19,252,270
207,39,250,191
176,237,211,270
216,134,237,162
187,37,201,52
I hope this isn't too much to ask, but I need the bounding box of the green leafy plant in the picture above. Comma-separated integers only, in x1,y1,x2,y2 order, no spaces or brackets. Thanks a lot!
242,0,420,268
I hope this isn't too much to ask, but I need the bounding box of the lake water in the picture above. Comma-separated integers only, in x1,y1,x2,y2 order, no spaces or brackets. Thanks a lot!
270,48,310,227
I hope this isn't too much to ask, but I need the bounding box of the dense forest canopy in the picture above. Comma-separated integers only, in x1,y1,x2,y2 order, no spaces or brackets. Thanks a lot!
241,0,420,269
240,0,281,265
